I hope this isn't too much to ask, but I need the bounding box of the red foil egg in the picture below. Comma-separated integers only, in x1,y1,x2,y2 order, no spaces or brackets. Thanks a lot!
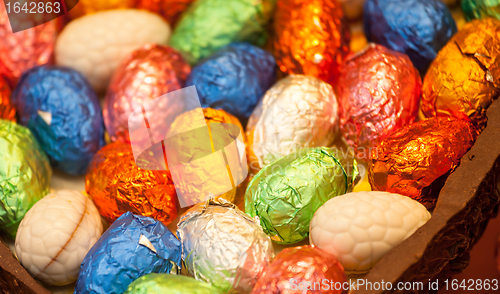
337,44,421,159
0,75,15,122
0,4,57,86
251,246,347,294
103,44,191,142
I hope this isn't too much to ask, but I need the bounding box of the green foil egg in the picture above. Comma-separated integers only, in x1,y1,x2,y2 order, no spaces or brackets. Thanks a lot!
169,0,276,65
124,274,223,294
461,0,500,20
245,147,359,245
0,120,51,238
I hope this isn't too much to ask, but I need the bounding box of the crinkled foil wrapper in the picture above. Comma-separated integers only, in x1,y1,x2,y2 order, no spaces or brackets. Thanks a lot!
0,4,57,86
0,76,15,122
170,0,276,65
76,212,182,294
85,142,178,225
177,198,274,293
369,117,477,209
272,0,350,86
338,44,421,159
363,0,457,74
245,147,359,244
0,120,51,238
246,75,340,175
104,44,190,142
251,246,347,294
12,66,105,175
462,0,500,21
186,42,276,125
68,0,136,18
125,273,224,294
421,18,500,130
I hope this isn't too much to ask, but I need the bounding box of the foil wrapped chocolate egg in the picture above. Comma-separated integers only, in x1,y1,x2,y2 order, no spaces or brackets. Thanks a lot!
364,0,457,73
0,120,51,238
0,4,57,86
124,274,224,294
56,9,171,93
272,0,350,86
245,147,359,244
68,0,137,19
246,75,340,174
104,44,191,142
309,191,431,274
186,42,276,125
15,190,103,286
12,66,105,175
369,117,477,209
251,246,347,294
337,44,421,158
421,18,500,130
170,0,275,65
85,142,178,225
462,0,500,21
75,212,182,294
0,76,15,122
177,198,274,293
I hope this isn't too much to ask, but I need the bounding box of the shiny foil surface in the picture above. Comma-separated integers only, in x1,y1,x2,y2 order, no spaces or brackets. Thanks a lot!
0,120,51,238
0,76,15,122
12,66,105,175
136,0,196,25
124,273,224,294
369,117,477,209
245,147,359,244
177,198,274,293
363,0,457,74
462,0,500,21
421,18,500,130
246,75,340,175
85,142,178,225
169,0,276,65
68,0,137,19
251,246,347,294
75,212,182,294
104,44,190,142
272,0,350,86
186,42,276,125
0,4,57,86
338,44,421,159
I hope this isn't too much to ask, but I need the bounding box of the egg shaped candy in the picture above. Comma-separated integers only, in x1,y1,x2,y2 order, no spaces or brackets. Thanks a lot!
245,147,359,244
75,212,182,294
462,0,500,21
309,191,431,274
68,0,137,19
337,44,421,158
15,190,103,286
186,42,276,125
364,0,457,73
177,198,274,293
0,120,51,238
251,246,347,294
246,75,340,174
56,9,171,92
104,44,191,142
12,66,105,175
0,76,15,121
124,273,224,294
273,0,350,86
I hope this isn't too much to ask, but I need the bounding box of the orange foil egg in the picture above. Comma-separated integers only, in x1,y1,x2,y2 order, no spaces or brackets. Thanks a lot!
85,142,178,225
0,76,15,122
272,0,350,86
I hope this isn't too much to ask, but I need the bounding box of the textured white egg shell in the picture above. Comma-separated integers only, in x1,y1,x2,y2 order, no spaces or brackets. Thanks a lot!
15,190,103,286
55,9,171,92
309,191,431,274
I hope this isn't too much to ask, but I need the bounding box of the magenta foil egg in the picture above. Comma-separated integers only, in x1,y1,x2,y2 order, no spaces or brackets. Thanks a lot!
103,44,191,142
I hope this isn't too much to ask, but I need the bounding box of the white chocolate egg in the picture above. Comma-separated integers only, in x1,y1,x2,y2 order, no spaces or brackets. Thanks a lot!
55,9,170,92
309,191,431,274
15,190,103,286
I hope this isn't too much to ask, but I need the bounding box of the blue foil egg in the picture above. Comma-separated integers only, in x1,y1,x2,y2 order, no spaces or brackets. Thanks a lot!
75,212,182,294
12,65,104,175
363,0,457,74
186,42,276,125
